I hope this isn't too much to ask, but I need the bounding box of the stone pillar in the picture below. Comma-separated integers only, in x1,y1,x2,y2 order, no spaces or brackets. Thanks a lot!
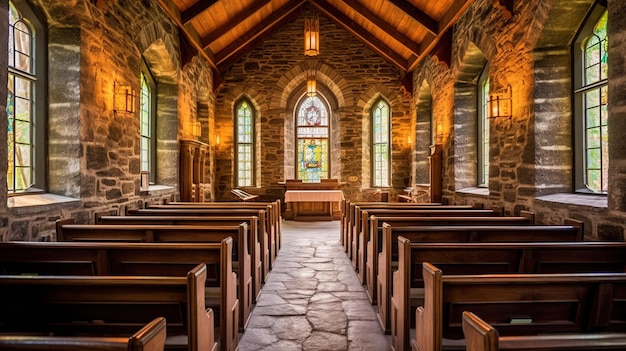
608,0,626,213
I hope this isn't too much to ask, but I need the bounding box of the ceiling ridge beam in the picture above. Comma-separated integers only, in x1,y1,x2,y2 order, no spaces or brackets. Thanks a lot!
215,0,306,67
181,0,218,24
312,0,408,71
387,0,439,35
202,0,273,48
342,0,421,56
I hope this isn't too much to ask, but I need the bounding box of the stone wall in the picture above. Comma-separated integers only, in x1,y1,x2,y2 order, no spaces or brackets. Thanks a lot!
410,0,625,239
0,0,214,241
214,12,412,202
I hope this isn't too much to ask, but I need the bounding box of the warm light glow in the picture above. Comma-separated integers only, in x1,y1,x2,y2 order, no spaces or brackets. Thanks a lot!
487,86,512,118
306,69,317,97
407,136,412,145
193,121,202,137
304,14,319,56
114,82,136,113
215,134,220,145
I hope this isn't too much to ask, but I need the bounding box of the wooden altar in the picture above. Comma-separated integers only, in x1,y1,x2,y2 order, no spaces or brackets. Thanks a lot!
280,179,344,221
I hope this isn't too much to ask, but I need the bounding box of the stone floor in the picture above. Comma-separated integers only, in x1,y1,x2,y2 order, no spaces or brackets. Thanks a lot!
237,220,392,351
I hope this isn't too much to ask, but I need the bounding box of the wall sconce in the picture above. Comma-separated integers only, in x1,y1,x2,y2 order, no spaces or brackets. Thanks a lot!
306,69,317,97
407,136,412,146
192,121,202,138
114,82,136,113
215,134,220,146
487,85,512,119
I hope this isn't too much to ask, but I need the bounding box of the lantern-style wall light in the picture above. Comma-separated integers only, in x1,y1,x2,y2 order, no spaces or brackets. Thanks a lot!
487,85,512,119
114,82,136,113
306,69,317,97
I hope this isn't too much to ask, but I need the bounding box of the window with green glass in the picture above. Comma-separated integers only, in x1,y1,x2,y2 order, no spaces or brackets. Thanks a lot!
7,1,34,193
478,64,490,187
575,8,608,193
372,99,390,187
235,99,254,187
139,71,154,175
296,95,329,182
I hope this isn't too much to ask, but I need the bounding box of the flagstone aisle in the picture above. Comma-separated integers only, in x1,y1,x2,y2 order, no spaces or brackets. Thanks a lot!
238,220,392,350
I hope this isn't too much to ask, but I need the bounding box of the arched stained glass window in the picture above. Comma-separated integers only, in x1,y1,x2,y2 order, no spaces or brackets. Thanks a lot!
236,98,254,187
372,99,390,187
140,67,156,177
7,1,34,193
575,9,608,193
296,95,329,182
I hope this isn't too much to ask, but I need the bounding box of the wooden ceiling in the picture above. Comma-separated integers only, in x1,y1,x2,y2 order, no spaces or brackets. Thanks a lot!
156,0,477,76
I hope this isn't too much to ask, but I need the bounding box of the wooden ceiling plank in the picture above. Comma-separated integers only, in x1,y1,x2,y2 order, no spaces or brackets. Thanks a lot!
181,0,219,24
312,0,407,71
201,0,273,48
156,0,217,67
215,0,306,66
342,0,421,56
387,0,439,35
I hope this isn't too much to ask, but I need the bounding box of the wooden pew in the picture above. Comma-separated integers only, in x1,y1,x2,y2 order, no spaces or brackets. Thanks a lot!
56,222,252,333
129,206,277,273
462,311,626,351
391,237,626,350
0,264,224,351
96,214,264,301
360,208,503,305
152,200,282,262
360,212,534,285
409,262,626,351
0,239,240,351
0,317,167,351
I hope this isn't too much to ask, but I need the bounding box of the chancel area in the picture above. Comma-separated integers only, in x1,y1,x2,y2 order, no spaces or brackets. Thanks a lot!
2,0,626,350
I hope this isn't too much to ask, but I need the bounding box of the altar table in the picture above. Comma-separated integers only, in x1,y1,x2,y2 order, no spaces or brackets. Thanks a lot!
284,190,344,221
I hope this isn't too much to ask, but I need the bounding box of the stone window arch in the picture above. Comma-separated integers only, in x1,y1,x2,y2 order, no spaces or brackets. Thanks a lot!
295,93,330,182
371,97,391,187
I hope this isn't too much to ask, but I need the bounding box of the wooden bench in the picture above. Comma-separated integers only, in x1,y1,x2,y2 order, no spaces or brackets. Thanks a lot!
131,206,279,272
360,208,503,304
359,211,534,285
462,311,626,351
0,264,223,351
96,214,264,301
0,317,167,351
391,237,626,350
0,238,240,351
56,222,252,333
153,200,282,260
408,261,626,351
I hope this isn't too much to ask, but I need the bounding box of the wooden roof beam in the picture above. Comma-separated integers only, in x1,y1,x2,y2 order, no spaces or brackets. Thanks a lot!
156,0,217,68
201,0,272,48
387,0,439,35
215,0,306,68
181,0,219,24
312,0,408,71
342,0,421,56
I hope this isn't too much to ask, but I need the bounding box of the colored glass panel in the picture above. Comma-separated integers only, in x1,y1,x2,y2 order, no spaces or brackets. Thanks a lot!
236,100,254,187
296,96,329,182
140,72,152,173
372,99,390,187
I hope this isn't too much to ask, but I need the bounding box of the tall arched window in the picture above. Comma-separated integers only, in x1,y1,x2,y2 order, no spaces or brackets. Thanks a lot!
296,95,329,182
574,7,608,193
140,65,156,178
372,98,390,187
478,63,490,187
235,98,254,187
7,1,45,193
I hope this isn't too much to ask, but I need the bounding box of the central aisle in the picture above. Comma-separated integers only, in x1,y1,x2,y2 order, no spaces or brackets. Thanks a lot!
238,220,392,350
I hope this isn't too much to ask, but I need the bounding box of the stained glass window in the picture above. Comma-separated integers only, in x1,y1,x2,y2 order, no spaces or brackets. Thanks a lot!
140,71,153,174
296,95,328,182
372,99,390,187
236,99,254,187
7,1,34,193
478,64,490,187
578,10,608,193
